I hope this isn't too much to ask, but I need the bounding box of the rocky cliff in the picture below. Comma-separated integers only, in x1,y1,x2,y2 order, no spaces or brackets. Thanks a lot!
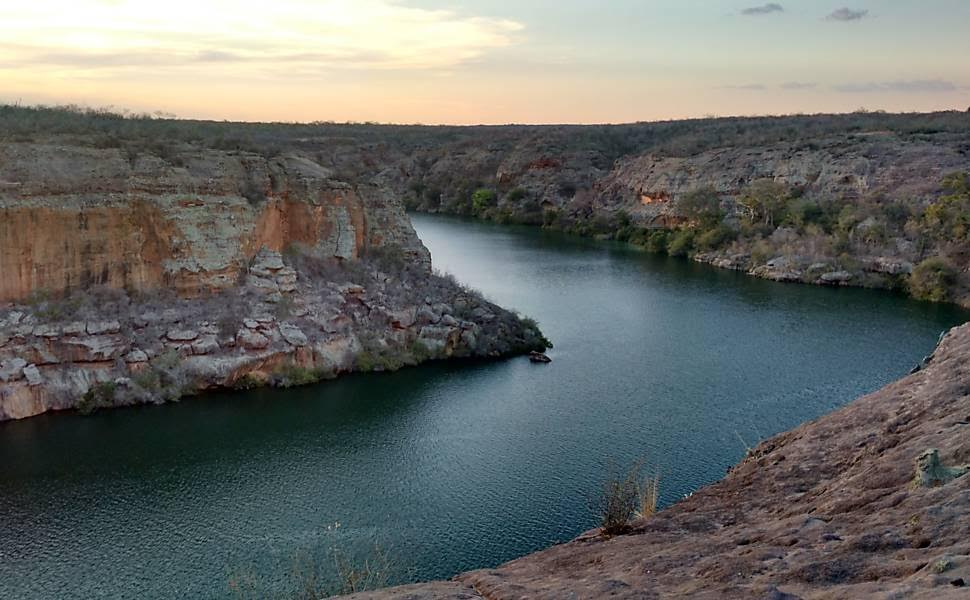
0,142,428,302
0,140,547,420
404,124,970,307
338,322,970,599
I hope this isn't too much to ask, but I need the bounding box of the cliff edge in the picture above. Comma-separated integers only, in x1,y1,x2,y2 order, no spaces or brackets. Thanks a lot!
340,322,970,599
0,140,548,420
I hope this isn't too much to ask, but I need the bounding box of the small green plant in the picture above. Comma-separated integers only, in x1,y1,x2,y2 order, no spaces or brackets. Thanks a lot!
471,188,497,213
78,381,118,415
932,557,953,574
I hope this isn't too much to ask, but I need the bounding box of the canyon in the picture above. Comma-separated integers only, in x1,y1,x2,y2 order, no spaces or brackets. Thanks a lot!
1,107,969,599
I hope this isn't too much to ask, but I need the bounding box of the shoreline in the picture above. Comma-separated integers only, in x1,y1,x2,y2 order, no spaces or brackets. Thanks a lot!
338,321,970,599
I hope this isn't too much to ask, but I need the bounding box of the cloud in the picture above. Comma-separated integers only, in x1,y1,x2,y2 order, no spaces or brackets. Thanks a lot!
0,0,524,75
720,84,767,91
825,7,870,21
833,80,958,93
741,3,784,15
781,82,817,90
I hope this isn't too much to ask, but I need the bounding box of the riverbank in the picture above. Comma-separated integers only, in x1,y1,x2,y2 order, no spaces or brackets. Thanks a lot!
339,321,970,599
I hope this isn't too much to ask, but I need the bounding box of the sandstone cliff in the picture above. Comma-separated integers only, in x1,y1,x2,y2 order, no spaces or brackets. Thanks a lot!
0,142,428,302
337,323,970,599
0,139,547,420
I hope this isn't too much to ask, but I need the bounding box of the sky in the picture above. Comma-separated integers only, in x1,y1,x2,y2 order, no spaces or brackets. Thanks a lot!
1,0,968,124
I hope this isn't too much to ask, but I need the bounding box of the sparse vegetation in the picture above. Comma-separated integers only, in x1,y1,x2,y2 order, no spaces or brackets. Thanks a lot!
77,381,118,415
909,258,957,303
593,460,661,536
228,536,395,599
270,362,334,388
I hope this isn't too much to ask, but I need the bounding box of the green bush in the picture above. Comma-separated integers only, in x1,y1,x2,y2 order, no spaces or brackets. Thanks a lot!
471,188,497,213
909,257,957,303
695,224,737,251
78,381,117,415
644,230,670,254
232,374,263,391
271,362,332,388
666,229,695,257
506,188,528,203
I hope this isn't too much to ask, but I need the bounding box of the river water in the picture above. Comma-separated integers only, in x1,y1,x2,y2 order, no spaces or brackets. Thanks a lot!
1,213,966,598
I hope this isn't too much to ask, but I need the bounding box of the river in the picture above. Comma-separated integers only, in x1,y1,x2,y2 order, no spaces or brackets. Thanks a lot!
0,213,966,598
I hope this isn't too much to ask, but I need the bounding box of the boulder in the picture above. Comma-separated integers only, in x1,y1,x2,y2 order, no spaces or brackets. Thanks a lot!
820,271,853,284
86,320,121,335
0,358,28,382
32,324,60,338
125,349,149,364
23,364,43,386
190,337,221,356
60,336,129,362
237,328,271,350
62,321,87,336
279,323,309,347
166,329,200,342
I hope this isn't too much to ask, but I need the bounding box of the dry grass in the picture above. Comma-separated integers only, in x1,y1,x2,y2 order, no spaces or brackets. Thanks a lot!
594,460,662,536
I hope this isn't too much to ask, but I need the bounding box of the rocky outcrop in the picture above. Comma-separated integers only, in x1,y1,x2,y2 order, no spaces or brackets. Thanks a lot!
0,142,429,302
0,138,549,420
338,322,970,599
0,248,548,420
400,120,970,307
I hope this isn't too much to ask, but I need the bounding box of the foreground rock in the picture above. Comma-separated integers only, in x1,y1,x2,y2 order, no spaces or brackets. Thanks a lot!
340,322,970,599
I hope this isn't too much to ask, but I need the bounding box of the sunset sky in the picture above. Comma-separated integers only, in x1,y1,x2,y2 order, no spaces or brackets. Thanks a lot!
2,0,968,124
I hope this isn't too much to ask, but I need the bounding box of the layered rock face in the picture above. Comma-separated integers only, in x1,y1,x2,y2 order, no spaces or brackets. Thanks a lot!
0,246,548,420
341,323,970,599
404,126,970,305
0,142,429,302
593,137,970,226
0,140,546,420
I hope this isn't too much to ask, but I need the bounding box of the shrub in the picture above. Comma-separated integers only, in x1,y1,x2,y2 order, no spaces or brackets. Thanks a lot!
592,461,660,536
677,187,722,228
232,374,263,390
644,230,670,254
471,188,497,213
909,257,957,303
271,362,332,388
695,224,737,251
78,381,118,415
666,228,695,257
506,188,528,203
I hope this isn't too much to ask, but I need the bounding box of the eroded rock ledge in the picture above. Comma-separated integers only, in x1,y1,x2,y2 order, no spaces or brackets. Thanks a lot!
340,322,970,599
0,248,548,420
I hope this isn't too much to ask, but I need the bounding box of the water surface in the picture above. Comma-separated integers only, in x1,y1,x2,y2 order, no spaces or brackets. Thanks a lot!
1,214,966,598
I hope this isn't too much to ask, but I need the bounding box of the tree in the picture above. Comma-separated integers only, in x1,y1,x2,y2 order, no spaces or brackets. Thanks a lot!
909,257,957,303
738,180,790,228
676,187,722,228
919,172,970,243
